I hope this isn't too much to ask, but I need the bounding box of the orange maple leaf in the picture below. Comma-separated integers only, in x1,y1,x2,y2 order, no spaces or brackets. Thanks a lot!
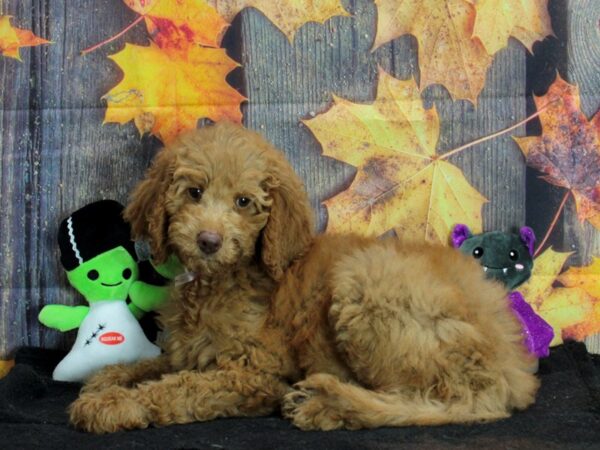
206,0,349,41
104,43,245,143
304,68,486,242
520,248,599,346
0,15,50,60
471,0,552,54
514,75,600,230
124,0,229,49
372,0,552,102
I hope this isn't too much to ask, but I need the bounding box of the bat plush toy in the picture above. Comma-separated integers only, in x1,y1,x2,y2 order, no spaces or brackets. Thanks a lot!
451,224,554,358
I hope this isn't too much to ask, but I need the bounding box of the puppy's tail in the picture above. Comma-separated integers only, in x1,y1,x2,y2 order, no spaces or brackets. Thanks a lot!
343,387,511,427
284,373,512,430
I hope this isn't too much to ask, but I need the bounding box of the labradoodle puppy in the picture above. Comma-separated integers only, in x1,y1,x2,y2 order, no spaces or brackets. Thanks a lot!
69,123,539,433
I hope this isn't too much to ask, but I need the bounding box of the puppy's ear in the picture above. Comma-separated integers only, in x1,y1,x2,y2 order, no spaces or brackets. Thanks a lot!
123,149,174,264
261,153,314,281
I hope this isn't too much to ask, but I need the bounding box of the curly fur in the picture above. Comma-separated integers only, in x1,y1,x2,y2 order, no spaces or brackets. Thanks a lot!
69,123,539,433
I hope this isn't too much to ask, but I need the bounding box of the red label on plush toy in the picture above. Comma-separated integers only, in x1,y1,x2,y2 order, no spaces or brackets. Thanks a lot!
99,332,125,345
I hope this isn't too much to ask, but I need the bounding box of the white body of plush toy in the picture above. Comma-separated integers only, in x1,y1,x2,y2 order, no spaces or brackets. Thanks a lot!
53,300,160,382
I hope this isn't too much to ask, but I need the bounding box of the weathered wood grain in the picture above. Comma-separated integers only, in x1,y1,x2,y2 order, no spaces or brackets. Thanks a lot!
380,41,528,232
241,0,527,234
0,0,160,357
240,0,378,228
0,0,597,358
524,0,600,353
1,0,39,358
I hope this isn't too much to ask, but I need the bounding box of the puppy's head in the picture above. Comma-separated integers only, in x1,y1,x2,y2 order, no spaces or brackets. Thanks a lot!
124,123,314,280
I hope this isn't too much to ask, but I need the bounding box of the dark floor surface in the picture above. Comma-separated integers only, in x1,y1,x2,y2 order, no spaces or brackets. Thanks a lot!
1,342,599,450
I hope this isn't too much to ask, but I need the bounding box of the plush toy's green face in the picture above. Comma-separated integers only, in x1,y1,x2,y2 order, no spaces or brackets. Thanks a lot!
66,247,139,302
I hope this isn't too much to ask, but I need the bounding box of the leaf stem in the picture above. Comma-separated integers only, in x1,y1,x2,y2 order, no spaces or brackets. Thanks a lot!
534,190,570,258
81,14,145,55
438,101,554,161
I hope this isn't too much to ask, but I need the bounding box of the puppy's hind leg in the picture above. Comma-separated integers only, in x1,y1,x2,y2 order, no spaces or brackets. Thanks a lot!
316,243,538,429
327,243,438,391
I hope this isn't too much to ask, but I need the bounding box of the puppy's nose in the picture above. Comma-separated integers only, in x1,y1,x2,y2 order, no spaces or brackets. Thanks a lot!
197,231,223,254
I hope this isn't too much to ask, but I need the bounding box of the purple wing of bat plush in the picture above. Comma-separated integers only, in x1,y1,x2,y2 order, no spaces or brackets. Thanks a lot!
509,291,554,358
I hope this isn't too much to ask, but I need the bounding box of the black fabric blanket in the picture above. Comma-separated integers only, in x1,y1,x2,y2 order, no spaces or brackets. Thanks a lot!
1,342,599,449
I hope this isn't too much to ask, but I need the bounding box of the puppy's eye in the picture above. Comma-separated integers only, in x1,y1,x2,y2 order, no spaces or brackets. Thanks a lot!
472,247,484,259
188,187,203,200
509,250,519,261
236,196,252,208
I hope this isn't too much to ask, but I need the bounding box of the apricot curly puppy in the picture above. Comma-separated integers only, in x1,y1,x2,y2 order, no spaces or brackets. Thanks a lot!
69,123,539,433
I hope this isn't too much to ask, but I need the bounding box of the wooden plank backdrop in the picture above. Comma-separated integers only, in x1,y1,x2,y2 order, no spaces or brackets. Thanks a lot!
525,0,600,352
0,0,598,358
0,0,160,354
563,0,600,352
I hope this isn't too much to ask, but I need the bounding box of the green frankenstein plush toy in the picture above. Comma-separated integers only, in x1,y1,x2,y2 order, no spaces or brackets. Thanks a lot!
38,200,179,382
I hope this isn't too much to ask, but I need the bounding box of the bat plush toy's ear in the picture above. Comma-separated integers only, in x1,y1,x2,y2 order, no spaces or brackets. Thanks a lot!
451,224,472,248
519,226,536,257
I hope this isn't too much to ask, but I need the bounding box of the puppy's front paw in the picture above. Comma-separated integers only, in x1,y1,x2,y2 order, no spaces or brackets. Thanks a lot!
69,386,149,433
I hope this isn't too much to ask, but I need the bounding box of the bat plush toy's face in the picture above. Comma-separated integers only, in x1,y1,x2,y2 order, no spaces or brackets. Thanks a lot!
451,225,535,290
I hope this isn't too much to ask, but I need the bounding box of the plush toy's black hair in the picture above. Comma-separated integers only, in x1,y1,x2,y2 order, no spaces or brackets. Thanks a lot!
58,200,136,271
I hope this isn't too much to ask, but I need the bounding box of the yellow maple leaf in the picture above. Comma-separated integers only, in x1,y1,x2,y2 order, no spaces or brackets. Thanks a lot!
537,287,595,346
304,67,486,242
557,257,600,340
559,257,600,299
519,248,599,346
372,0,492,102
124,0,229,48
519,247,571,305
0,15,50,60
471,0,553,54
104,42,245,144
206,0,349,41
372,0,552,102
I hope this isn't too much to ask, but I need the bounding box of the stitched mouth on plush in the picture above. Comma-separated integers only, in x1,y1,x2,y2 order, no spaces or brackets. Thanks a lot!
482,263,525,276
